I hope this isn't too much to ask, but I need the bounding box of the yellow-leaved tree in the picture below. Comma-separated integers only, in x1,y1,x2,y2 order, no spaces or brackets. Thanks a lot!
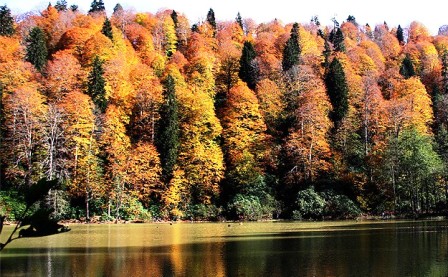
59,90,103,220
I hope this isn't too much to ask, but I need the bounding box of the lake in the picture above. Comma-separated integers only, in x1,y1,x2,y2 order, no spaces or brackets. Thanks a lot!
1,220,448,276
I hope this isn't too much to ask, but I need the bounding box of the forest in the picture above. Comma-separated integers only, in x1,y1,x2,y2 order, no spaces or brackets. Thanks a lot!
1,0,448,222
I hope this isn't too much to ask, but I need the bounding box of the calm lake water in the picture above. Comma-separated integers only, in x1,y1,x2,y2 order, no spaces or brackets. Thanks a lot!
1,220,448,276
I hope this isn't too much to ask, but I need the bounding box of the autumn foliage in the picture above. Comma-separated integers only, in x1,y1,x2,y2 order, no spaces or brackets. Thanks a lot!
0,4,447,221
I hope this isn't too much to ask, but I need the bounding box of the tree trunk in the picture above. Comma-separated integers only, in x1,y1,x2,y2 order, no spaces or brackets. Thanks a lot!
391,164,397,212
85,192,90,222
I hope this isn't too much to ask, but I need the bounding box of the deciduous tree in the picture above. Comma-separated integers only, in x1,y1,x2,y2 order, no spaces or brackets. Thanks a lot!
58,90,103,220
3,86,48,187
45,50,84,101
285,66,332,184
221,81,267,192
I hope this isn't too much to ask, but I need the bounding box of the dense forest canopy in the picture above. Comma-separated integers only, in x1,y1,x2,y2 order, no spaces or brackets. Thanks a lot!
1,2,448,222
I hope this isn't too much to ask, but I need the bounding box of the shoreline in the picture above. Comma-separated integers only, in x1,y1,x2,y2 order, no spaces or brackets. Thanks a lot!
2,214,446,226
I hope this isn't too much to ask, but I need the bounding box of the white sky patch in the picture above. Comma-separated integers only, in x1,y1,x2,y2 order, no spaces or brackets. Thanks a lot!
3,0,446,35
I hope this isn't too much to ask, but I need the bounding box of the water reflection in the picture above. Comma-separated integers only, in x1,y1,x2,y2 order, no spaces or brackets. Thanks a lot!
1,221,447,276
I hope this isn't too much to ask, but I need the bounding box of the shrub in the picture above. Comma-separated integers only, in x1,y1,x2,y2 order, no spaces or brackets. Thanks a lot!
0,190,26,221
228,194,263,221
44,189,71,220
295,188,326,219
185,204,222,221
321,190,361,219
121,198,151,221
291,210,302,220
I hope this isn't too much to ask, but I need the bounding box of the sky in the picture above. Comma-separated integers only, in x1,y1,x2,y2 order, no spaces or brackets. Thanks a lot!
3,0,447,35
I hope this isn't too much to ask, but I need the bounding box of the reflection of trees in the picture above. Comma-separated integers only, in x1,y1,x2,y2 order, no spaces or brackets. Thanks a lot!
1,222,447,276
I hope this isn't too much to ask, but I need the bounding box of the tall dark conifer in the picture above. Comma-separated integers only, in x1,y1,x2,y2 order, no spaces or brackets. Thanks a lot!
282,22,301,71
0,5,14,36
170,10,178,28
113,3,123,15
89,0,105,14
239,41,258,90
325,58,349,125
101,17,113,41
70,5,78,12
396,25,404,44
347,15,357,25
25,27,48,72
157,75,179,182
442,50,448,95
87,56,107,113
0,83,4,189
399,54,416,79
236,12,243,31
333,28,346,52
55,0,67,12
322,39,331,69
206,8,216,36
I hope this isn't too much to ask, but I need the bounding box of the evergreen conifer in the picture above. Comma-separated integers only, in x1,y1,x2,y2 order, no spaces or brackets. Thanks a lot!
101,17,113,41
239,41,258,90
399,54,416,79
397,25,404,44
55,0,67,12
236,12,243,31
282,23,301,71
87,56,107,113
206,8,216,36
89,0,105,14
325,58,349,124
25,27,48,72
333,28,346,52
157,75,179,182
0,5,14,36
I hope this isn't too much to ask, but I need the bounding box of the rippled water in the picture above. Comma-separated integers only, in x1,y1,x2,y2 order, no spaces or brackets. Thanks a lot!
1,220,447,276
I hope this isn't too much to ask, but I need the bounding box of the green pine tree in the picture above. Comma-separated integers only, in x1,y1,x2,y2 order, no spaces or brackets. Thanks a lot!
157,75,180,182
365,23,373,39
333,28,346,52
113,3,123,15
435,124,448,172
347,15,357,26
282,23,301,71
25,27,48,72
0,5,14,36
396,25,404,44
70,5,78,12
55,0,67,12
89,0,105,14
239,41,258,90
322,39,331,69
170,10,178,28
399,54,416,79
236,12,243,31
442,50,448,95
0,83,3,189
325,58,349,124
101,17,113,41
87,56,107,113
206,8,216,36
191,24,199,33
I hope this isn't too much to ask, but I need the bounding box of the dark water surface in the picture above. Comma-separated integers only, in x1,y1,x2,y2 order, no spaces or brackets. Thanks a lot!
1,220,448,276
